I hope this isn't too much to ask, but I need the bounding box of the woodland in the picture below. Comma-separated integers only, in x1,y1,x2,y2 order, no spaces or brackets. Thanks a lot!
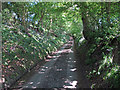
1,2,120,88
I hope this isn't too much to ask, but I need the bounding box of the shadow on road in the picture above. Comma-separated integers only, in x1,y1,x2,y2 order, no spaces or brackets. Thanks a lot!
13,40,78,89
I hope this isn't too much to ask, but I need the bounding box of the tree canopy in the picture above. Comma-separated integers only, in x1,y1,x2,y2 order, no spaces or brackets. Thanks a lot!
1,2,120,88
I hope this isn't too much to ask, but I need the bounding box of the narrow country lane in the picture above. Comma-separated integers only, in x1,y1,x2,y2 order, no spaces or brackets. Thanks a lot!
3,3,119,89
21,40,78,89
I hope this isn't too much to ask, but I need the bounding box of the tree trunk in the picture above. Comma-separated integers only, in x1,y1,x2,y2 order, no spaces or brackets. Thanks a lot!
22,4,27,32
37,10,44,32
0,1,2,25
0,1,2,13
80,3,92,41
106,2,111,26
118,41,120,65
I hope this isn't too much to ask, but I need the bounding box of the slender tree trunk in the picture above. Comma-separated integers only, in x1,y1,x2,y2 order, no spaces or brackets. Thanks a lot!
100,2,104,33
40,11,44,28
37,10,44,32
0,1,1,13
106,2,111,26
0,1,2,24
22,4,27,32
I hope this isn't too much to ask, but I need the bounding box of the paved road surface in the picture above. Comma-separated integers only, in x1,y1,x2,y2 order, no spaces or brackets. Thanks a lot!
22,40,78,89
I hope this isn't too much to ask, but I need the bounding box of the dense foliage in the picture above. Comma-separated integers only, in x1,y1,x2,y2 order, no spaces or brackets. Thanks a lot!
1,2,120,88
2,2,71,87
75,2,120,88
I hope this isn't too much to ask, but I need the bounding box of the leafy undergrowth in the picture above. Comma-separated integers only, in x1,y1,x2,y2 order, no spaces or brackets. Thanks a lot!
2,25,69,88
76,39,120,88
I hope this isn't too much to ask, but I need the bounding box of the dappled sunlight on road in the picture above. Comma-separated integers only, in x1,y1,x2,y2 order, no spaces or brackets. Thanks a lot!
21,39,78,88
70,68,77,71
64,80,77,88
57,49,73,54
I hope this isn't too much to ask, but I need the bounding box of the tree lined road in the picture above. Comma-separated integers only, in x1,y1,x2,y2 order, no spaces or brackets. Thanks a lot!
22,40,78,89
2,2,119,88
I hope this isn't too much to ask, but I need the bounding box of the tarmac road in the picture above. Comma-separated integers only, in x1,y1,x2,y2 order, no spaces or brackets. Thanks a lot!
22,40,78,89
